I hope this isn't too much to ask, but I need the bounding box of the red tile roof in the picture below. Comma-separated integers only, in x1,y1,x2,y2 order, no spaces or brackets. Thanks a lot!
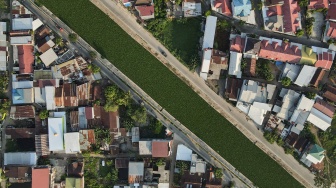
327,21,336,39
327,5,336,21
314,98,335,118
267,5,282,17
152,140,171,158
136,5,154,17
214,0,232,16
308,0,328,9
258,40,301,63
10,105,35,119
315,51,333,70
323,85,336,102
310,68,325,87
18,45,34,74
32,168,50,188
5,128,35,139
85,107,94,119
230,36,245,53
102,109,119,131
282,0,300,33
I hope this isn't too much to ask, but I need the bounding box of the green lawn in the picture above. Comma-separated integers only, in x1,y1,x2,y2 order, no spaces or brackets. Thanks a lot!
146,18,202,69
39,0,302,187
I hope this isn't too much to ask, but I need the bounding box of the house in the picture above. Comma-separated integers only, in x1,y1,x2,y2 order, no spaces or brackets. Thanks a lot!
77,82,91,106
258,37,301,63
312,46,335,70
280,63,301,81
4,152,37,165
182,0,202,17
301,144,325,168
244,58,257,76
202,16,217,49
12,88,34,104
12,1,32,15
313,98,335,118
326,5,336,21
67,162,84,177
79,130,95,151
35,134,50,156
211,0,232,16
65,177,84,188
262,0,301,35
272,89,300,120
323,85,336,102
200,49,212,80
176,144,193,161
63,83,78,107
300,45,316,65
190,154,207,174
324,21,336,42
48,117,64,152
18,45,34,74
10,36,33,45
289,95,315,132
308,0,328,9
5,128,35,139
247,102,272,125
200,49,228,80
115,158,130,169
152,140,172,158
78,107,88,129
10,105,35,119
232,0,252,17
36,38,55,53
225,78,243,101
294,65,317,87
132,127,140,142
237,80,268,104
230,35,246,53
135,5,155,20
139,140,152,155
310,68,325,87
228,52,242,78
4,165,31,183
40,48,58,67
307,107,332,131
12,18,33,31
32,167,54,188
35,25,51,40
64,132,81,154
243,37,261,58
128,162,144,184
51,57,88,80
34,79,59,108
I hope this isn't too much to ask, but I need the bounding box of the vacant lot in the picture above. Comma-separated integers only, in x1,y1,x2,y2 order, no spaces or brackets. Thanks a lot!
146,18,202,68
39,0,302,187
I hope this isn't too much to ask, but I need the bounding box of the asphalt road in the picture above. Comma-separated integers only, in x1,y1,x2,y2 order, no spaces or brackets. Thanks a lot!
91,0,316,187
24,0,316,187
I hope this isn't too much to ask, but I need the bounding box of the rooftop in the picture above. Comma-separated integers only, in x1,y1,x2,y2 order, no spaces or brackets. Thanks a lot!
48,117,64,151
129,162,144,184
313,98,335,118
135,5,155,19
12,18,33,30
323,85,336,102
310,69,326,88
79,129,95,151
4,152,37,166
230,35,246,52
18,45,34,74
40,48,58,67
307,108,332,131
32,167,50,188
202,16,217,49
294,65,317,87
300,45,316,65
5,128,35,139
10,105,35,119
176,144,192,161
308,0,328,9
232,0,252,17
139,140,152,155
152,140,171,158
213,0,232,16
64,132,80,154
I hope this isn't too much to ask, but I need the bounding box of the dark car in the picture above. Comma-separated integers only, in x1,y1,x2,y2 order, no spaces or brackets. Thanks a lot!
161,50,167,57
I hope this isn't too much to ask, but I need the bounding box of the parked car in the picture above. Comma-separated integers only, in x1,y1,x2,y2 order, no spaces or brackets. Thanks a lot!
161,50,167,57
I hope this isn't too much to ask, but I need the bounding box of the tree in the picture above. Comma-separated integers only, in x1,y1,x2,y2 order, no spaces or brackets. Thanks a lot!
69,33,78,42
55,37,63,46
257,2,263,10
284,146,294,155
88,64,100,73
123,119,135,131
305,91,316,99
103,85,131,112
127,104,147,124
205,10,211,17
89,51,97,59
39,110,49,120
327,39,334,45
264,131,277,144
156,158,165,166
265,73,274,81
295,29,304,37
281,77,291,86
104,102,119,112
217,20,230,30
214,168,223,179
298,0,308,7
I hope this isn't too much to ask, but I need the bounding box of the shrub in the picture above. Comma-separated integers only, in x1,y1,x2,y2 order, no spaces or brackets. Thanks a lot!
295,29,304,37
39,110,48,120
68,33,78,42
305,91,316,99
281,77,291,87
205,10,211,17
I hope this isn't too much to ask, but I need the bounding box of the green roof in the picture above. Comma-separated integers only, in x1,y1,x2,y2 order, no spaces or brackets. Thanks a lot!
309,144,325,161
65,177,83,188
300,45,317,65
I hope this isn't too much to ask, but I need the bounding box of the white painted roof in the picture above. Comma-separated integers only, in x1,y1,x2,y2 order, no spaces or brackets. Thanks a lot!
266,84,276,100
48,117,64,151
12,18,33,30
129,162,144,175
78,107,88,129
281,63,301,81
45,86,56,110
277,90,300,120
10,36,32,45
40,48,58,67
228,52,242,78
200,49,212,80
294,65,317,87
132,127,140,142
0,22,7,32
12,81,33,89
248,102,272,125
32,19,43,31
64,132,80,154
307,108,332,131
4,152,37,165
139,141,152,155
202,16,217,49
176,144,192,161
